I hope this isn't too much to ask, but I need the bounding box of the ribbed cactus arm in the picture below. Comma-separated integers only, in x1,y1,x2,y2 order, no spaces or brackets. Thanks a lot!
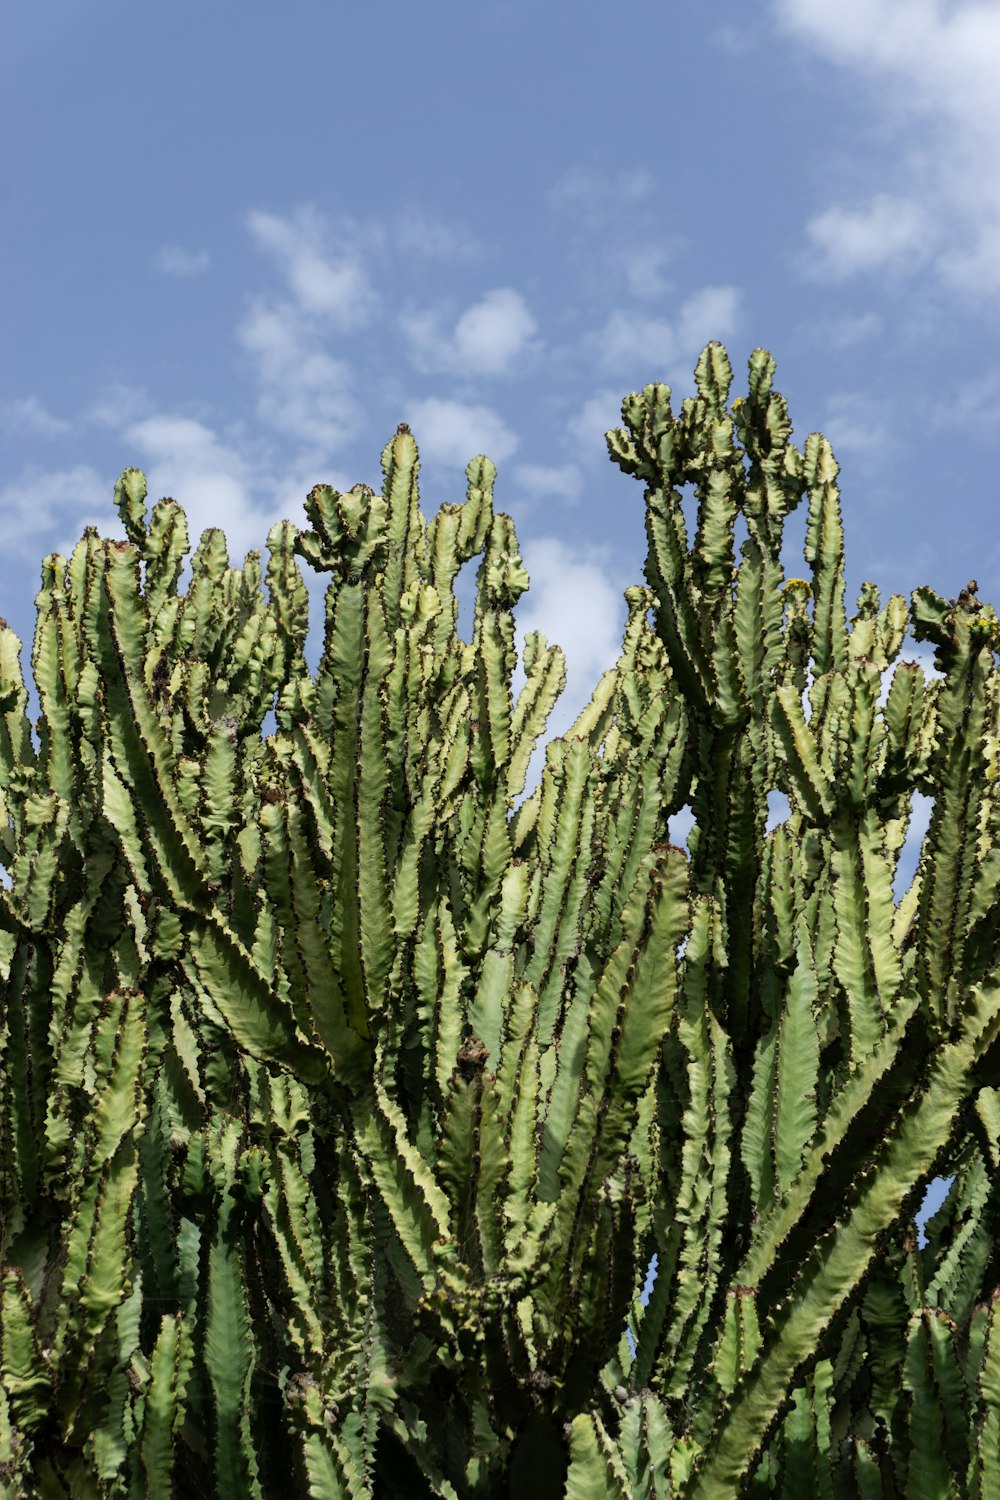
535,848,689,1354
379,424,425,638
99,541,211,901
0,1269,53,1441
909,591,999,1027
508,630,568,804
607,384,715,719
689,977,1000,1497
40,987,148,1448
350,1062,452,1292
521,737,601,1046
139,1312,196,1497
801,432,849,678
0,619,36,813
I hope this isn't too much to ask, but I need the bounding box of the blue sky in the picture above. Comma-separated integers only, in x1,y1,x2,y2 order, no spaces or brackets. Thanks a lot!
5,0,997,1239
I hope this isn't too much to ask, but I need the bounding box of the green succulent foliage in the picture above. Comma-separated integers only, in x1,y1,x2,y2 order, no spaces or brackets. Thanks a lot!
1,345,999,1498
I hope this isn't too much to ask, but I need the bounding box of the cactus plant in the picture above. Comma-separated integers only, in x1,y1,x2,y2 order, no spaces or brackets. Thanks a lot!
1,343,999,1497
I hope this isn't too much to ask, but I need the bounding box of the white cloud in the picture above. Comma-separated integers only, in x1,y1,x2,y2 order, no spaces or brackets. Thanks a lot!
614,245,673,300
83,382,153,430
401,397,519,469
676,286,742,354
775,0,1000,299
590,284,741,379
516,537,624,690
153,245,211,277
127,415,219,460
774,0,1000,116
0,463,110,556
451,289,538,374
511,462,582,504
0,414,291,572
237,206,377,455
710,23,757,54
821,391,895,456
802,194,932,281
401,287,540,377
118,413,294,568
818,310,884,348
567,388,627,456
0,396,72,437
22,395,360,603
544,165,685,304
511,535,627,797
237,298,359,455
546,166,657,228
389,208,482,260
246,206,376,327
595,311,680,375
927,362,1000,436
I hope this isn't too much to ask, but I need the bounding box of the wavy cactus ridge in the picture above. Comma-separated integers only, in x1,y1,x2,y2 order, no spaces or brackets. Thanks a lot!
1,343,999,1496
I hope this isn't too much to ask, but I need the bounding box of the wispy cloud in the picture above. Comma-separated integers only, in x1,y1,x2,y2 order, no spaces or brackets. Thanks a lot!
512,534,627,795
815,310,884,349
83,383,154,430
545,165,658,228
235,205,380,457
710,23,757,54
0,396,72,437
246,206,377,326
566,388,629,457
0,463,109,557
153,245,211,278
515,536,625,693
401,397,519,469
400,287,540,377
775,0,1000,300
821,390,895,456
926,362,1000,438
676,286,742,355
800,194,932,282
614,245,675,301
591,311,676,375
589,285,741,380
774,0,1000,115
237,299,358,455
117,413,295,567
387,207,483,261
545,165,683,301
511,462,582,504
26,414,358,595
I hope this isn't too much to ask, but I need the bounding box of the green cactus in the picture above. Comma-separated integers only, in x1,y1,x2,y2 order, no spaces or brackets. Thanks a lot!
1,343,999,1497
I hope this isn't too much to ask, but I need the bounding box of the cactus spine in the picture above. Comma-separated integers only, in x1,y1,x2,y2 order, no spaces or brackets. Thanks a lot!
2,344,999,1496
